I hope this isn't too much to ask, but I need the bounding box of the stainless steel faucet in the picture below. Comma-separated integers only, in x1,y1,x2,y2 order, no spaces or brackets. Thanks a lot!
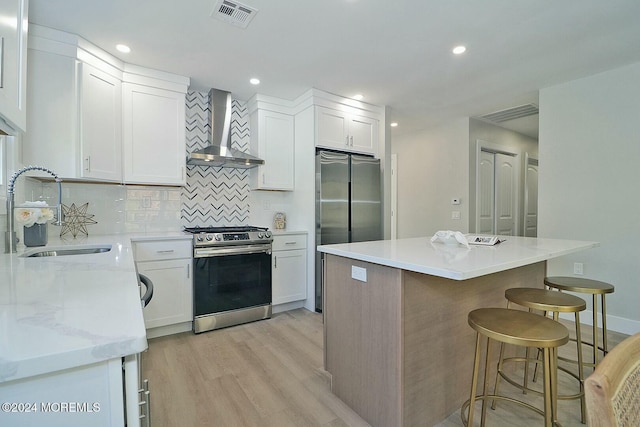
4,166,63,253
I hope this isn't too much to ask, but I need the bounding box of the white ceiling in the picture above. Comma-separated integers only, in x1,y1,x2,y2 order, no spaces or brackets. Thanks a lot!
28,0,640,139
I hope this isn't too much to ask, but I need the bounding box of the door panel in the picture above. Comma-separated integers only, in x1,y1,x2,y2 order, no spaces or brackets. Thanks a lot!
477,150,495,234
525,157,539,237
495,153,517,236
350,154,382,242
317,151,350,245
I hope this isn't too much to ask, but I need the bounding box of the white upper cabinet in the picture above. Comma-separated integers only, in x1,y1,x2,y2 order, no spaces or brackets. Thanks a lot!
122,82,186,185
250,109,294,190
22,26,189,185
23,40,123,182
0,0,28,134
315,106,378,156
79,62,122,181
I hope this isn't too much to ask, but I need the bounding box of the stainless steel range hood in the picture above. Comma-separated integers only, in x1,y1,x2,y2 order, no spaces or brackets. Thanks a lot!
187,88,264,169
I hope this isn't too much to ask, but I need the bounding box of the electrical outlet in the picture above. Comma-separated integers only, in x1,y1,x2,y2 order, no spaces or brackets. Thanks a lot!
351,266,367,282
574,262,584,275
451,211,461,220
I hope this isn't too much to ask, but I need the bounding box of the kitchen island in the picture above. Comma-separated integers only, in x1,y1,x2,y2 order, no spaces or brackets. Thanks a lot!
318,236,598,427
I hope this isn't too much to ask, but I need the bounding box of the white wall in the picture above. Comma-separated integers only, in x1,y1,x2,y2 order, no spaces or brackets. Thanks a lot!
539,61,640,334
391,118,470,238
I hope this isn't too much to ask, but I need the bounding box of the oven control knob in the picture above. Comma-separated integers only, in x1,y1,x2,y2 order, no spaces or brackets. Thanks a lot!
258,232,264,238
196,235,204,242
214,234,222,241
265,231,272,238
205,234,213,241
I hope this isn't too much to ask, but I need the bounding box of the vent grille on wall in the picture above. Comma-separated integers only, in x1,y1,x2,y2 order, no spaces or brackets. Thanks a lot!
211,0,258,28
479,104,539,123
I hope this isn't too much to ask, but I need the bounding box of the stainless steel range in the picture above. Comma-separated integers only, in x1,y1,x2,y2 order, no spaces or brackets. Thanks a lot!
185,226,273,334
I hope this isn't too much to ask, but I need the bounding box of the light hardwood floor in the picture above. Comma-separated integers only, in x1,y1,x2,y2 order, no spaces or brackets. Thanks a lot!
143,309,628,427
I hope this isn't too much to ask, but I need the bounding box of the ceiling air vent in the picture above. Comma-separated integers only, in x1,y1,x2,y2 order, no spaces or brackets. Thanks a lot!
211,0,258,29
479,103,539,123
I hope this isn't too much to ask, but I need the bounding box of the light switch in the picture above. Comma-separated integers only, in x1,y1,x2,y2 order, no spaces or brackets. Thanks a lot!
351,266,367,282
451,211,461,220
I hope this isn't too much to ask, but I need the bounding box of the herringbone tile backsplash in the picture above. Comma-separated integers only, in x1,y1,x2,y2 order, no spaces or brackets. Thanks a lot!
181,91,251,227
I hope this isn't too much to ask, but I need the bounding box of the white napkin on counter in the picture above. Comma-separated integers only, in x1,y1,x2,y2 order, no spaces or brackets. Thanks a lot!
430,230,470,249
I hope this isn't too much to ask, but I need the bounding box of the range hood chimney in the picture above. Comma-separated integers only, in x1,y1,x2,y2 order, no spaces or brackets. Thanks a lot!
187,88,264,168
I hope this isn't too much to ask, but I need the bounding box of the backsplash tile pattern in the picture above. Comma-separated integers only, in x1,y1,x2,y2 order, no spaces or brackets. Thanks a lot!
23,180,183,236
181,91,251,227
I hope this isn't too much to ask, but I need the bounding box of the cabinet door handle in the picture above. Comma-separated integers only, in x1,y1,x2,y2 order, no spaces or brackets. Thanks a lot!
187,264,190,279
85,155,91,171
350,135,354,146
274,255,277,269
285,241,297,245
156,249,174,254
345,135,350,147
262,173,266,184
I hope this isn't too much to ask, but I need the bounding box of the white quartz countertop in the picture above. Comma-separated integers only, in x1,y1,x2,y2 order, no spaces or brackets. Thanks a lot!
318,236,599,280
0,231,192,383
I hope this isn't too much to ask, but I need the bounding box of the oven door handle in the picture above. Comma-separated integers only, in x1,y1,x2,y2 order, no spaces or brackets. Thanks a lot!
194,245,272,258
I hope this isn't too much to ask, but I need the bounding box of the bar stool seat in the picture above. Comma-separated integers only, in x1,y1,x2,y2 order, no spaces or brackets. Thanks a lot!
462,308,569,427
499,288,587,422
544,276,614,368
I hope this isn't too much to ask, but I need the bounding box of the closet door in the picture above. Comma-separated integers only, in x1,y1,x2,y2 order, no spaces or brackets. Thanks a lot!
476,149,519,235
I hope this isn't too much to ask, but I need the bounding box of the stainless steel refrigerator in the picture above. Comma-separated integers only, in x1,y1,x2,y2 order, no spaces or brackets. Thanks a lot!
315,150,382,311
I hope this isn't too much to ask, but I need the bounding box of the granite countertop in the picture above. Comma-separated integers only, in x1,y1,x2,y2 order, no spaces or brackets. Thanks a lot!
317,235,599,280
0,231,191,383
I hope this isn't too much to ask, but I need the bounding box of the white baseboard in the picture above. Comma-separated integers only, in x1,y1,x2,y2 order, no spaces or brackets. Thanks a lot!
146,321,192,339
558,311,640,336
272,300,305,314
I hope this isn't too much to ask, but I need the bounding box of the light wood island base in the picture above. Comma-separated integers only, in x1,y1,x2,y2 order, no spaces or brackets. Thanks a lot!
323,254,547,427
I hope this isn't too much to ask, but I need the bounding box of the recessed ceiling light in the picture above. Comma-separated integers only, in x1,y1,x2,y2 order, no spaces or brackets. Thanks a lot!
353,94,364,101
116,44,131,53
452,45,466,55
250,78,260,85
390,122,398,127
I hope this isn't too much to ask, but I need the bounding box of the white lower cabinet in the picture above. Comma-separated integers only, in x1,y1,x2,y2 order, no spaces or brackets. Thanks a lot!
272,233,307,305
133,239,192,334
0,359,126,427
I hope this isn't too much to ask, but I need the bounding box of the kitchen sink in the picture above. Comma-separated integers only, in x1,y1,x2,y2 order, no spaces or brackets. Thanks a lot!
22,244,112,258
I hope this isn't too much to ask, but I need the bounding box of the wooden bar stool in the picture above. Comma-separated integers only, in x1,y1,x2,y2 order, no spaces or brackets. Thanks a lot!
544,277,614,368
495,287,587,423
461,308,569,427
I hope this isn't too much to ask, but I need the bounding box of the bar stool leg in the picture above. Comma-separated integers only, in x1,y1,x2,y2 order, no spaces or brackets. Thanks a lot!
543,347,553,427
601,294,609,356
466,333,482,427
575,311,585,423
480,338,493,427
490,341,506,410
592,294,599,368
